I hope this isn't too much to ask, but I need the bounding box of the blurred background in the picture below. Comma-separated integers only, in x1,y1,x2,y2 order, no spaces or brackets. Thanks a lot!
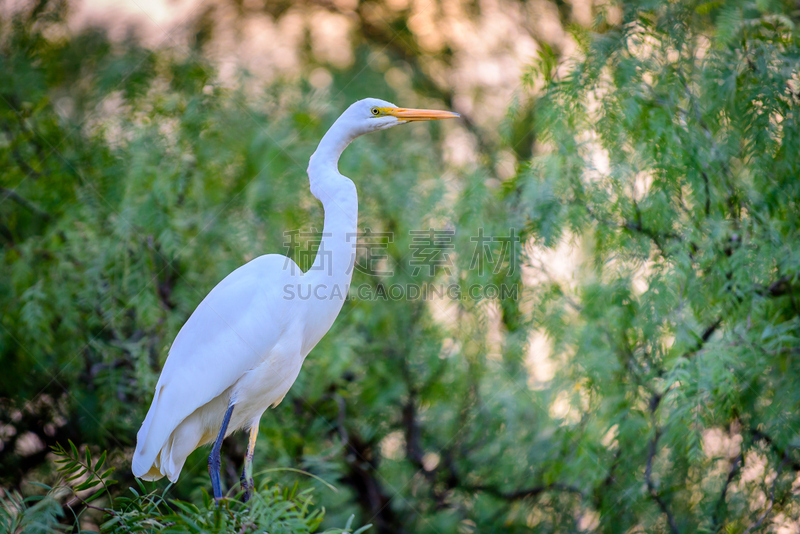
2,0,800,532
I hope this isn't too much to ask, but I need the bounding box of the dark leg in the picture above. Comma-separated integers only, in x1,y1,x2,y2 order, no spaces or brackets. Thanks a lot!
208,404,235,503
240,423,259,502
240,468,249,503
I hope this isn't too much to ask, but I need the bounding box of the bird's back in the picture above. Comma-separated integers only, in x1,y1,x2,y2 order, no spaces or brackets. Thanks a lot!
132,254,302,481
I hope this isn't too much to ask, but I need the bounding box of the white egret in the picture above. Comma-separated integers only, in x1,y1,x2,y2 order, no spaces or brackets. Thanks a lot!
132,98,458,501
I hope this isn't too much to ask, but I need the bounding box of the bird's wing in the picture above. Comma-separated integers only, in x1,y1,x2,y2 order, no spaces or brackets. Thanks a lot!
133,253,301,477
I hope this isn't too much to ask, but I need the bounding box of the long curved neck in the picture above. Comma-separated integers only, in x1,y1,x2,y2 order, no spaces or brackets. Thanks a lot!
306,122,359,290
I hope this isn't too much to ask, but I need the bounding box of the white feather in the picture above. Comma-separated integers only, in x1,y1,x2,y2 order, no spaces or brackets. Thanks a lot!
132,254,302,480
132,98,458,485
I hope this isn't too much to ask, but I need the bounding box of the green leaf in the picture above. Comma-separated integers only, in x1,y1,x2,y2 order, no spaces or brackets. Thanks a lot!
94,450,106,472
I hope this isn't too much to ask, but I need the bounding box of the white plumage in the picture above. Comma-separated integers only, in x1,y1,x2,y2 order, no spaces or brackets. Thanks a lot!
132,98,458,498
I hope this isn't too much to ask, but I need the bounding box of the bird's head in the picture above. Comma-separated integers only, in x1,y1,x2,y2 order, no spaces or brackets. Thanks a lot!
341,98,460,137
307,97,459,179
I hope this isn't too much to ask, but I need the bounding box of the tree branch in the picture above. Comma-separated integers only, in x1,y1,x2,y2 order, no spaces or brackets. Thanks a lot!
756,276,796,298
682,317,722,359
401,389,586,511
645,394,680,534
593,449,621,509
465,482,584,501
743,456,786,534
711,453,742,532
0,186,51,220
584,203,681,255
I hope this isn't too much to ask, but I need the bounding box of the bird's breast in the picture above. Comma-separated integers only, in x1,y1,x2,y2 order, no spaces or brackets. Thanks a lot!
226,323,306,429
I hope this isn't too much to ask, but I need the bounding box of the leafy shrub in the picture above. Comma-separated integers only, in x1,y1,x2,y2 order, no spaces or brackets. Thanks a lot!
1,441,369,533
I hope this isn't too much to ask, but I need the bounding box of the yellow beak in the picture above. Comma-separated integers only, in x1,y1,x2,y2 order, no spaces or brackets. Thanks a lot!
385,107,460,122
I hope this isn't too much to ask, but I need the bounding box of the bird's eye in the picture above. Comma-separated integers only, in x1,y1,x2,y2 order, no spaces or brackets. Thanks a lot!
371,107,380,116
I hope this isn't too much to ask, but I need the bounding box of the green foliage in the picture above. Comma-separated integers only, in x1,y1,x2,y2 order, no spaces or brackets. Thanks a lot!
105,486,371,534
2,0,800,532
515,0,800,531
53,440,115,499
3,442,363,533
1,490,64,534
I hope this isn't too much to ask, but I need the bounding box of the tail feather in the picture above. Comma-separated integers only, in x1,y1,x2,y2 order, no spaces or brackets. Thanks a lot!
132,385,165,479
133,388,207,482
163,416,203,482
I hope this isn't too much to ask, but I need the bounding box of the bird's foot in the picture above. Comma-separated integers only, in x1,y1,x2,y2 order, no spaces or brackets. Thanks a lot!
240,472,254,503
